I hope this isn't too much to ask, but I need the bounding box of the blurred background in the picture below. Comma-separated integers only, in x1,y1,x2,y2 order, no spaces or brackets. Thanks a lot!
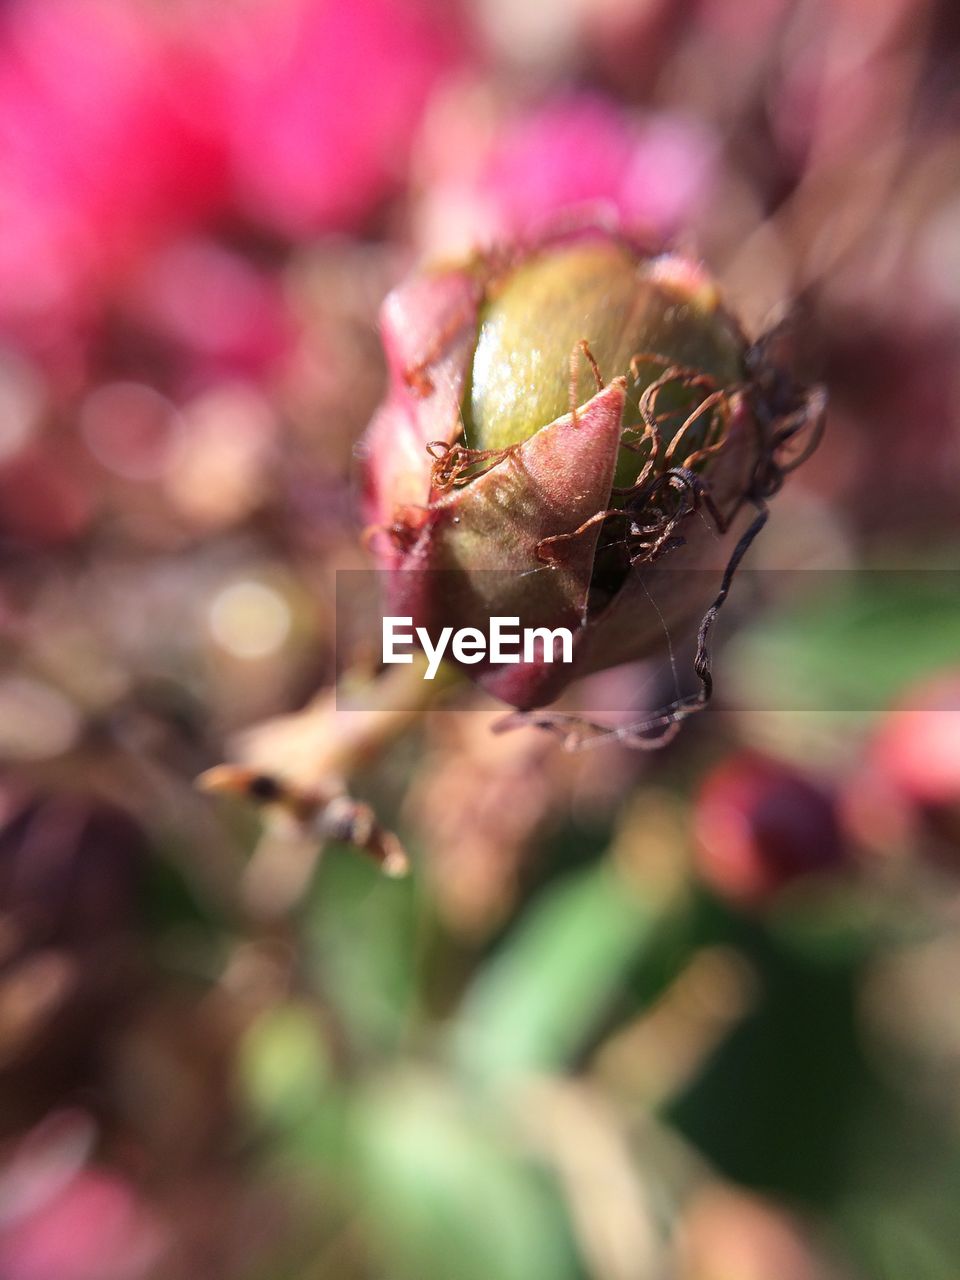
1,0,960,1276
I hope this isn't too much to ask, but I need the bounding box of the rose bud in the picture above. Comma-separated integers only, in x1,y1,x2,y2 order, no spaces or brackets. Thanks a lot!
361,227,822,715
692,752,846,907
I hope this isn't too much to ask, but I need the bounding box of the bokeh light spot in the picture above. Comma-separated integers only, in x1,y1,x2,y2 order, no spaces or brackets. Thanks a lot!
208,581,291,660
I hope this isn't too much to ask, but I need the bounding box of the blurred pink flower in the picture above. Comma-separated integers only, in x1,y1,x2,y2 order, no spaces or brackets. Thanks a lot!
214,0,467,236
0,0,465,353
121,238,292,388
0,1167,164,1280
0,0,225,340
861,672,960,867
417,93,719,252
0,1111,163,1280
872,672,960,809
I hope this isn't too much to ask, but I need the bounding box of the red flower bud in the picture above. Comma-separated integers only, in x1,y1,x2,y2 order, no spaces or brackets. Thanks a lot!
693,753,846,906
361,227,822,716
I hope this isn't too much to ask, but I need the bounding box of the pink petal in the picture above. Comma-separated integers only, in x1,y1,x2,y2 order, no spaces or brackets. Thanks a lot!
362,266,481,533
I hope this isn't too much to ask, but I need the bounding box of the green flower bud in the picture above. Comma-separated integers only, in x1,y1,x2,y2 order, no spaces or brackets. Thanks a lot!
467,238,744,487
362,227,823,717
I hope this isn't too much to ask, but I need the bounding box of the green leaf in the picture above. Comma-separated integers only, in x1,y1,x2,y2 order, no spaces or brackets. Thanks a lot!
353,1073,578,1280
305,845,420,1057
450,862,662,1082
726,570,960,717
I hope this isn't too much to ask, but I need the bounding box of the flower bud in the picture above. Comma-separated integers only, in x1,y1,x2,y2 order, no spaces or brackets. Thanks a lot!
692,753,846,906
362,227,818,710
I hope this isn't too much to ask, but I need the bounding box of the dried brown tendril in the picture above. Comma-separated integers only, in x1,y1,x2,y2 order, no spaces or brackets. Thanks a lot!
498,374,826,751
426,439,519,490
535,354,735,569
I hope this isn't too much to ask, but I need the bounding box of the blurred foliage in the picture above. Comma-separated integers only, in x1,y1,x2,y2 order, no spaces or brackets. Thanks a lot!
728,572,960,716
